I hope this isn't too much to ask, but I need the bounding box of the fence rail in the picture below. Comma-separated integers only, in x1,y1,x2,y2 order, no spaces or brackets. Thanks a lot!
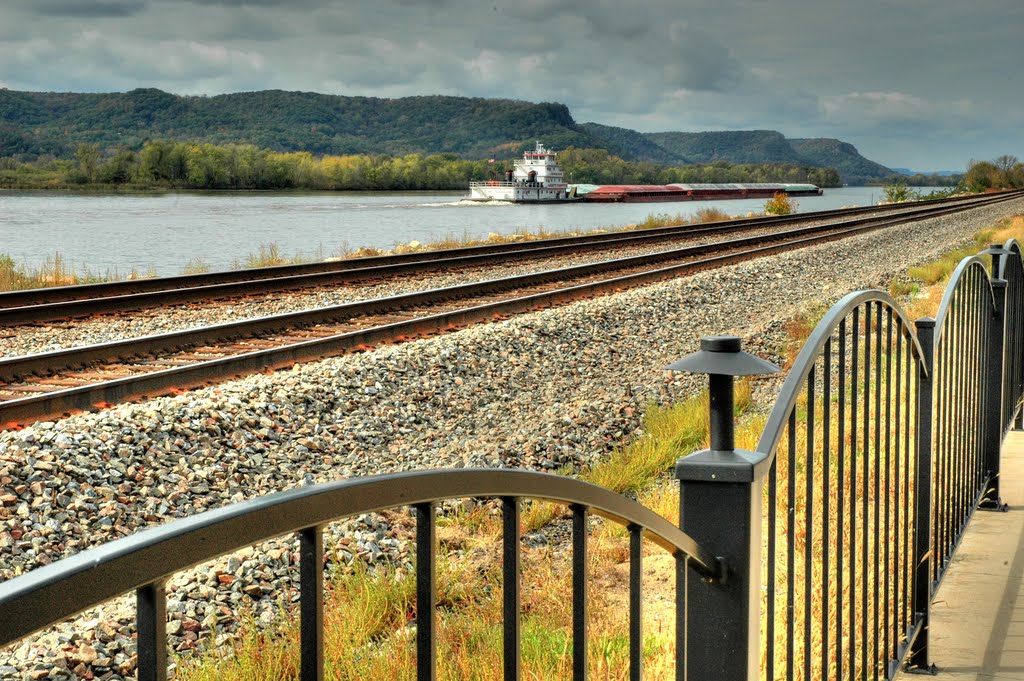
0,469,718,681
2,241,1024,680
755,291,927,680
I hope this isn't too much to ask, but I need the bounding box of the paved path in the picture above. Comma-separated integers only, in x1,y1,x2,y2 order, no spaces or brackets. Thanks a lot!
898,430,1024,680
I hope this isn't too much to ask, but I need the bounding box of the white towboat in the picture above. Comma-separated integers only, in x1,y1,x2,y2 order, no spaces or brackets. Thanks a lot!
468,142,578,202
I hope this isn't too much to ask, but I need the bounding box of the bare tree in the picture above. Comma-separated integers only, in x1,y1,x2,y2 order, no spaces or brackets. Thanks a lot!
994,154,1019,173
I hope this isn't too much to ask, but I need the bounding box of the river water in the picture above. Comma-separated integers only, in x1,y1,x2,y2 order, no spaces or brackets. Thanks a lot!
0,187,913,277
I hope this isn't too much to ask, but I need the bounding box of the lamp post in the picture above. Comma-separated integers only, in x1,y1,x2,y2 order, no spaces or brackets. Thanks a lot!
666,335,779,681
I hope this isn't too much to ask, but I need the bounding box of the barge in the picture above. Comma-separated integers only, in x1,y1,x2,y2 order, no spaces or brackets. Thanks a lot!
580,182,822,203
469,142,822,204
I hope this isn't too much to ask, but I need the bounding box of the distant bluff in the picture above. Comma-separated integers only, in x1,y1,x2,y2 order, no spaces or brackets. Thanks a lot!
0,88,892,182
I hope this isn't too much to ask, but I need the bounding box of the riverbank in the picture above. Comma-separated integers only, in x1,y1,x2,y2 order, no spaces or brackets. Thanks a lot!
0,187,929,276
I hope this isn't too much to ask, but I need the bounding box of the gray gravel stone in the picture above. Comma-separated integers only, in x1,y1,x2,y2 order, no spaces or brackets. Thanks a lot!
0,199,1020,678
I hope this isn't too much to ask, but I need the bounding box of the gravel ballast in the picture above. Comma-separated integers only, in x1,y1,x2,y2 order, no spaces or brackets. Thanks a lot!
0,206,936,358
0,200,1020,679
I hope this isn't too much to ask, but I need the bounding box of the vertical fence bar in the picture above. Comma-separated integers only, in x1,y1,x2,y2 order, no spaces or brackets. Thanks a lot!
863,303,872,679
873,302,882,681
983,280,1007,507
894,321,905,646
300,525,324,681
883,308,893,672
908,318,935,670
629,524,643,681
851,306,860,680
767,456,778,681
787,411,796,681
676,553,688,681
838,320,848,681
804,366,815,681
902,324,913,639
573,503,589,681
822,338,832,680
502,497,521,681
938,301,950,575
416,502,437,681
136,581,167,681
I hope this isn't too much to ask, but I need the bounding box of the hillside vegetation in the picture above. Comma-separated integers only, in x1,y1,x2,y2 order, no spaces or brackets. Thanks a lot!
0,140,841,191
645,130,806,166
789,138,894,186
1,88,890,183
0,88,600,159
577,122,689,164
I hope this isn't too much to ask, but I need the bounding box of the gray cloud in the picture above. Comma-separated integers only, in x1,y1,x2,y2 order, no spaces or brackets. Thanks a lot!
0,0,1021,168
26,0,147,17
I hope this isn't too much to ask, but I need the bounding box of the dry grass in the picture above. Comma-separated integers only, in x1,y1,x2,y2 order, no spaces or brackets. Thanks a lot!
0,252,143,291
764,193,797,216
177,526,680,680
333,208,746,261
894,216,1024,320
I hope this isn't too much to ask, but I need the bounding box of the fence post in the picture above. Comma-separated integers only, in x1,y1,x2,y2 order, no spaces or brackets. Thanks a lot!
908,318,936,672
669,336,778,681
982,279,1008,508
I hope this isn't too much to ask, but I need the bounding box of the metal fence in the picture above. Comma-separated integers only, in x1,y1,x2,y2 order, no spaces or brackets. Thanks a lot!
755,292,927,680
1,242,1023,680
0,469,720,681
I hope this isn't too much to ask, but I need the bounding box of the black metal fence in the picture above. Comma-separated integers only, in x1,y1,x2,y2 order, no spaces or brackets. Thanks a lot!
754,292,926,680
0,469,720,681
1,240,1023,681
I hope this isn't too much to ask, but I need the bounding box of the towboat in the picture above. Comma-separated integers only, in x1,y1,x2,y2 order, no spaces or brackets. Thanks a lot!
468,142,579,203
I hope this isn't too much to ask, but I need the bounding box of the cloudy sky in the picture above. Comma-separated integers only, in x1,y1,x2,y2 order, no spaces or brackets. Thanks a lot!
1,0,1021,170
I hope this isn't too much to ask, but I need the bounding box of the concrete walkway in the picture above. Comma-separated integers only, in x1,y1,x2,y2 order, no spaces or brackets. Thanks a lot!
899,430,1024,680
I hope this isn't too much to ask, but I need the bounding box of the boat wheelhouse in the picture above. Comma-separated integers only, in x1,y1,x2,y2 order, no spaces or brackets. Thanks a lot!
468,142,577,202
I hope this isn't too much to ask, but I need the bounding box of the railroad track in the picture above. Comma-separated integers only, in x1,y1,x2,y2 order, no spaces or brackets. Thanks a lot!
0,192,1013,326
1,192,1018,428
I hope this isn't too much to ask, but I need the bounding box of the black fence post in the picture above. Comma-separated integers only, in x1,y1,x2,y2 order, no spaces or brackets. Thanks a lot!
136,581,167,681
982,279,1007,508
908,318,936,672
669,336,779,681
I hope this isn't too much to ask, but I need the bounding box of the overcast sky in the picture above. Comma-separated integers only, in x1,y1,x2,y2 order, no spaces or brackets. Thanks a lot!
1,0,1021,170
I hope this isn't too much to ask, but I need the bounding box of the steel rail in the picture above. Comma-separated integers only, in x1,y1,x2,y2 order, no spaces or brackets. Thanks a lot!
0,468,719,648
0,196,984,384
0,191,990,308
0,192,1014,324
0,197,1007,426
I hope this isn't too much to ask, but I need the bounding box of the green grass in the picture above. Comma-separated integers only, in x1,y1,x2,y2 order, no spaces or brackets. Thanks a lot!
177,540,676,680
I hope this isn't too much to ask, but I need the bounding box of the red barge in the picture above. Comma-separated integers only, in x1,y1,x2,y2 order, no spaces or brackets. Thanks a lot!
580,182,822,203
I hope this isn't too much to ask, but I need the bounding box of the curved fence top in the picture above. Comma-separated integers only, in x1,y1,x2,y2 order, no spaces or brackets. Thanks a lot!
999,239,1023,281
755,289,928,460
933,256,996,346
0,468,716,647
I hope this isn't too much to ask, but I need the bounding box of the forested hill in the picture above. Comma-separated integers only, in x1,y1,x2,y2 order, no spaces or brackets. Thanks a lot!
645,130,805,166
577,122,689,165
0,88,602,159
788,138,895,186
642,130,894,183
0,88,893,182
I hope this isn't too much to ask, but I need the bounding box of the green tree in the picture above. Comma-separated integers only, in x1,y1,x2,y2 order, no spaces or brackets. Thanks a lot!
75,143,100,183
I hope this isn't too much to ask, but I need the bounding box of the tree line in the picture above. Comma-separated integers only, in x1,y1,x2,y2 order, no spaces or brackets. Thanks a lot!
0,140,843,192
963,155,1024,191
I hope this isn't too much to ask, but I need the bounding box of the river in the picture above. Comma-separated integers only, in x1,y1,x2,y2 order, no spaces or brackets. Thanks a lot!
0,187,925,277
